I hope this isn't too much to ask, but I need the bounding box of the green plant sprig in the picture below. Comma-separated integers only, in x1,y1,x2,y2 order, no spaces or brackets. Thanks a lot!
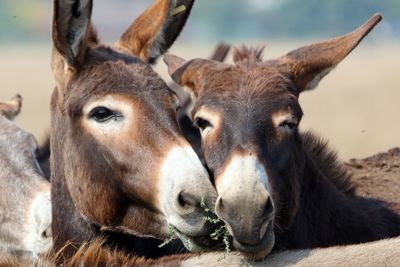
160,197,232,261
158,224,193,250
158,225,177,248
200,197,232,261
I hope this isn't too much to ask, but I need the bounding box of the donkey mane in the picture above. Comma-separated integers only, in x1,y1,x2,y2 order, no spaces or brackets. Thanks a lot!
233,46,265,65
0,239,195,267
302,131,356,196
63,239,194,267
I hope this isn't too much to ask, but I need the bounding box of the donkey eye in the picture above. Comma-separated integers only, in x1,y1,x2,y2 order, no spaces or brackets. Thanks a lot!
175,105,182,112
89,107,122,123
194,117,213,131
278,120,297,131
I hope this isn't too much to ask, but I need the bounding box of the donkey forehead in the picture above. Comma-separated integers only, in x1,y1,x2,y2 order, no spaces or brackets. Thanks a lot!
66,48,177,111
199,64,295,100
0,117,43,184
0,116,38,152
194,65,300,119
79,47,171,91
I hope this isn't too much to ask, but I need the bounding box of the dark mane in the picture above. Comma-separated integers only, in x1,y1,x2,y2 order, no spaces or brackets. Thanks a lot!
233,46,265,65
302,131,356,195
0,240,194,267
63,239,194,267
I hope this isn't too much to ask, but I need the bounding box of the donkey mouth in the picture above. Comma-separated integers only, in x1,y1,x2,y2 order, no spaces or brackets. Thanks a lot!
175,229,220,252
233,223,275,261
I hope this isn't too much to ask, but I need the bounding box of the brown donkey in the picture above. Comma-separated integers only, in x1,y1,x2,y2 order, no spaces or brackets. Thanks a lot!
0,95,52,260
50,0,218,258
165,14,400,260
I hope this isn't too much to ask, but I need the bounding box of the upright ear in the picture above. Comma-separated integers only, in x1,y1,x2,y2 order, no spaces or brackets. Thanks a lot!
164,44,230,100
0,94,22,121
272,13,382,93
209,43,231,62
52,0,94,69
164,54,216,97
116,0,195,64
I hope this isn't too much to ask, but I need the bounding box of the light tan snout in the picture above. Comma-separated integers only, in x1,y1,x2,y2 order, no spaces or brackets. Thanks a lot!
159,145,217,238
215,154,275,258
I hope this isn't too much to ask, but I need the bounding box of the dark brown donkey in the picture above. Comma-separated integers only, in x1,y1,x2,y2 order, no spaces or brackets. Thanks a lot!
165,14,400,260
50,0,218,259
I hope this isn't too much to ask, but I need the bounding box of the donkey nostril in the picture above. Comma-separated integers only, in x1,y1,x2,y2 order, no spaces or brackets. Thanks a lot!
178,191,198,208
263,197,274,219
178,192,186,208
41,226,52,239
215,197,225,216
217,198,224,209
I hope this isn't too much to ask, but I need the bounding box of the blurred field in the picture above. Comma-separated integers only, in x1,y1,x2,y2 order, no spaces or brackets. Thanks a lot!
1,41,399,160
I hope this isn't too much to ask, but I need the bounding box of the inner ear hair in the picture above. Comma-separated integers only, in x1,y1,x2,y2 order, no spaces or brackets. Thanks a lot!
116,0,195,63
52,0,93,68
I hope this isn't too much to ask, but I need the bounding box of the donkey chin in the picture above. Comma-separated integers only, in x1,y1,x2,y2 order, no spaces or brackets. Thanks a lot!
231,222,275,261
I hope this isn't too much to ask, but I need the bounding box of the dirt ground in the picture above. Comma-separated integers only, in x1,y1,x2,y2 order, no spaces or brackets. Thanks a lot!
347,148,400,213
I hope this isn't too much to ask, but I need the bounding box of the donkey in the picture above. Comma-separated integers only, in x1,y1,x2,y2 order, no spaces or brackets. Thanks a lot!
50,0,218,259
0,95,52,260
3,236,400,266
30,236,400,266
182,237,400,267
165,14,400,260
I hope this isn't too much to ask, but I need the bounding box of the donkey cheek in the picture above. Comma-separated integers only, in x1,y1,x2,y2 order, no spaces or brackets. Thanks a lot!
68,181,124,225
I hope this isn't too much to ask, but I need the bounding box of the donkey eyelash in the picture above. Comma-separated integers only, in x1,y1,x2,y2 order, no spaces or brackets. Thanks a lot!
88,106,123,123
175,105,182,112
194,117,213,131
278,120,298,130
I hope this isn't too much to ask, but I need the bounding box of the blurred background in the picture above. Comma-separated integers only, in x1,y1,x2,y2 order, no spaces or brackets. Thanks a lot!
0,0,399,159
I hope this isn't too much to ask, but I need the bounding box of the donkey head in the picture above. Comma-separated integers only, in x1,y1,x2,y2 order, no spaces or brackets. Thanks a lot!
165,14,382,259
0,95,52,258
51,0,217,250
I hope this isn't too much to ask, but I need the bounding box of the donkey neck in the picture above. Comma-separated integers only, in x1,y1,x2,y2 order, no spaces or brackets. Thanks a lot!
275,149,400,250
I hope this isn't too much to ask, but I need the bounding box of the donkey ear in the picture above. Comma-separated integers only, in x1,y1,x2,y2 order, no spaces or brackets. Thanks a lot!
52,0,94,69
164,54,214,96
274,13,382,92
0,94,22,121
164,43,230,86
116,0,195,64
209,43,231,62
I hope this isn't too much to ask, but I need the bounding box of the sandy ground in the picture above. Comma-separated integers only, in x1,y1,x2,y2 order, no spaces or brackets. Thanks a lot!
348,147,400,213
0,41,399,160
